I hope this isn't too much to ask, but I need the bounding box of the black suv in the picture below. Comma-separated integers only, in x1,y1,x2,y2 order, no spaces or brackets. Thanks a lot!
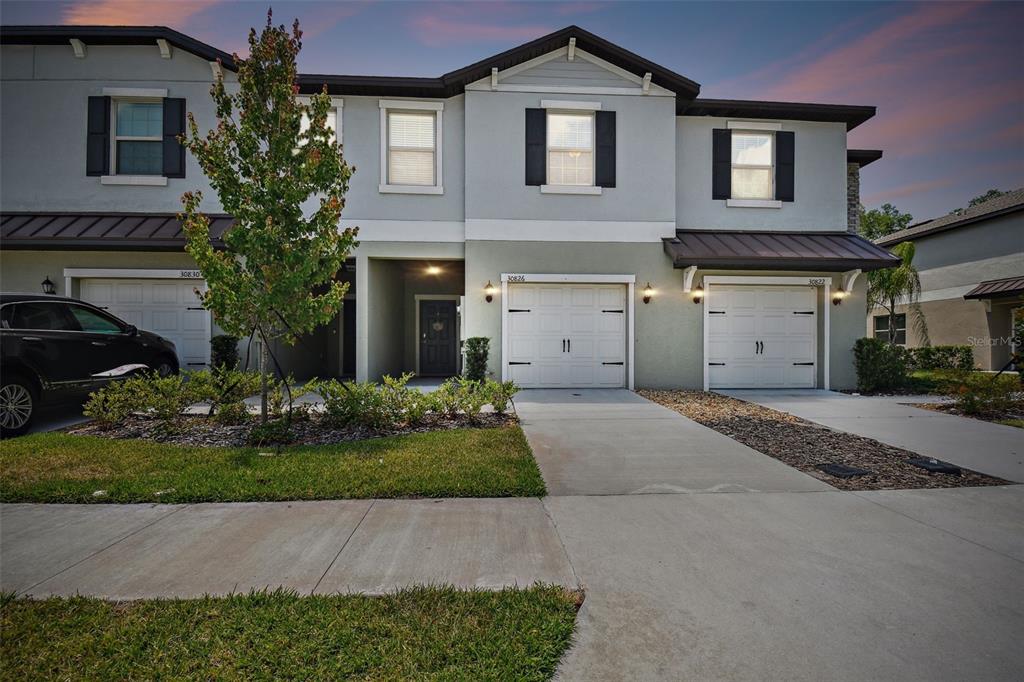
0,293,179,436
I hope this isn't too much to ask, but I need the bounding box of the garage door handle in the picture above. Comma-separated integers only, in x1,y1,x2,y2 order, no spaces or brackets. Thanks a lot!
793,362,814,366
602,362,623,365
508,361,531,365
562,339,566,353
708,362,725,366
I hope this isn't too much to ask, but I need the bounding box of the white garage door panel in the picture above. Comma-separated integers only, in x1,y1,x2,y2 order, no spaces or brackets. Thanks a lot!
708,285,817,389
81,278,210,369
507,283,627,389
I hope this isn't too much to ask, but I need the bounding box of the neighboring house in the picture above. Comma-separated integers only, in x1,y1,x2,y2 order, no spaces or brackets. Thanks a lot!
0,24,898,389
871,189,1024,370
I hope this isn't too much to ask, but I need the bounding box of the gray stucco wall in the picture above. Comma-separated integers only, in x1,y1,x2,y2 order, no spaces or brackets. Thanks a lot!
908,213,1023,274
464,90,676,223
463,240,864,389
365,258,405,380
676,117,848,231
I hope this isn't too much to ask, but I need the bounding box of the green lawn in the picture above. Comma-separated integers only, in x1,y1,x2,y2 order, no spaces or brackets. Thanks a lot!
995,418,1024,429
0,586,579,681
907,369,1021,394
0,426,546,503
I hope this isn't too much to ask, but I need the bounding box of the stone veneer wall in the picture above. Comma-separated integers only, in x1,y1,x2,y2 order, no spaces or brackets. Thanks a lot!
847,163,860,234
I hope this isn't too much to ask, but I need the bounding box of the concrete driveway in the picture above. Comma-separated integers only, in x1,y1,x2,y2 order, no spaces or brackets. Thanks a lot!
516,389,830,495
723,389,1024,483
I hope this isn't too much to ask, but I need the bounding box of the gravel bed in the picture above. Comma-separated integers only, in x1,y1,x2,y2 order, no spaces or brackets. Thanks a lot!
911,401,1024,424
639,390,1008,491
69,413,517,448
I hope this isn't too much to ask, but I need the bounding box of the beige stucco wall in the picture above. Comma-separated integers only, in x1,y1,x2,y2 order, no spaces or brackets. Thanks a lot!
463,240,866,390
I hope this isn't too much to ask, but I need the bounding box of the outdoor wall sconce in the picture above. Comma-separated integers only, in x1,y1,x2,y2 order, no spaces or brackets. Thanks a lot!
41,276,56,295
484,281,497,303
692,285,704,304
832,290,847,306
642,282,654,304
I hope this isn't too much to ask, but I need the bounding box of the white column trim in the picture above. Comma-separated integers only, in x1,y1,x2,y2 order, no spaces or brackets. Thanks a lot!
500,277,510,382
702,281,711,391
823,281,831,390
682,265,698,292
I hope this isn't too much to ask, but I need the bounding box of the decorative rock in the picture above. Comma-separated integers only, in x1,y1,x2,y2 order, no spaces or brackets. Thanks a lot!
816,463,872,479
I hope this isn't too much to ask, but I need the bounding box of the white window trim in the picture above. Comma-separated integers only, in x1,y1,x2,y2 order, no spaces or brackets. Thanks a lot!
540,99,601,111
545,109,597,191
297,95,344,143
540,185,602,195
727,120,782,131
378,100,444,195
499,273,635,390
701,275,831,391
729,129,775,202
726,199,781,209
109,96,164,180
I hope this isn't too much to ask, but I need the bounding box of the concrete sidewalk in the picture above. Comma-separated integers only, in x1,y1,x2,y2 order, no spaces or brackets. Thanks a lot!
0,499,576,599
516,389,831,495
723,389,1024,482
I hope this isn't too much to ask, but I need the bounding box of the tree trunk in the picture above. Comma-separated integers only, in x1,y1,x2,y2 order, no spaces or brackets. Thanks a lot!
888,298,898,345
259,329,269,423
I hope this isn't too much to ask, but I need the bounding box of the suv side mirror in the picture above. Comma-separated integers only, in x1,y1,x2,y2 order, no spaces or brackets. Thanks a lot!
126,324,138,336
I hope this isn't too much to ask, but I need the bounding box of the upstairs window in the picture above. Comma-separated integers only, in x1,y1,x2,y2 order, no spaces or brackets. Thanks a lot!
730,132,773,200
547,112,594,186
378,100,443,194
114,100,163,175
298,97,342,145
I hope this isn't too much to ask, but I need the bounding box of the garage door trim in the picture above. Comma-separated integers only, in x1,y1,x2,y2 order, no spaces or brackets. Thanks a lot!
702,275,832,391
500,273,636,389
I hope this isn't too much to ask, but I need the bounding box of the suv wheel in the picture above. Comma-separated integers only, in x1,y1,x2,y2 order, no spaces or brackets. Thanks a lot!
0,375,36,437
153,356,178,377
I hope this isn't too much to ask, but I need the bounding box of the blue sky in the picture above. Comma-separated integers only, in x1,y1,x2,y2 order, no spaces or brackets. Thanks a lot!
3,0,1022,221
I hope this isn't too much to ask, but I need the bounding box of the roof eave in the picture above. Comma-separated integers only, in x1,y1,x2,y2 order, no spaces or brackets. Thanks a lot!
681,98,876,130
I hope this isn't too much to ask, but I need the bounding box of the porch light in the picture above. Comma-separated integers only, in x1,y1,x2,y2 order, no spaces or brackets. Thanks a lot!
692,285,704,304
41,276,56,295
832,290,847,306
484,280,497,303
426,265,442,275
642,282,654,304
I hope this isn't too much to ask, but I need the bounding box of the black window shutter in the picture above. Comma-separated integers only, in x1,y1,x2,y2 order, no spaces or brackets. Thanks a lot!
86,96,110,176
595,110,616,188
775,130,794,202
525,108,546,186
162,98,187,178
712,128,731,200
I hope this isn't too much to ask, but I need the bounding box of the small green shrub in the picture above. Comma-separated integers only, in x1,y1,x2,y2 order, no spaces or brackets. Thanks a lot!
944,370,1022,415
485,379,518,415
908,345,974,371
853,337,909,392
247,418,293,446
464,337,490,381
310,374,424,429
210,335,239,369
82,374,153,428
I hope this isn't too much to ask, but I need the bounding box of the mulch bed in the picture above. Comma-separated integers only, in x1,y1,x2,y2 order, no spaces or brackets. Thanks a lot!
638,390,1009,491
911,401,1024,425
68,412,517,448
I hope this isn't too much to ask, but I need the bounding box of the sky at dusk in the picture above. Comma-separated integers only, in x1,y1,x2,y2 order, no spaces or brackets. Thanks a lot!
2,0,1022,222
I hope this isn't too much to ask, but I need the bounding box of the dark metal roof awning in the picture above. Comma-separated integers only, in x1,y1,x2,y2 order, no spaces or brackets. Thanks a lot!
1,213,234,251
663,230,900,271
964,276,1024,300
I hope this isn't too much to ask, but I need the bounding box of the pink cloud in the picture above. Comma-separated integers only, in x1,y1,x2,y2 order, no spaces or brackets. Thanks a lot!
62,0,219,26
408,7,553,48
863,177,956,205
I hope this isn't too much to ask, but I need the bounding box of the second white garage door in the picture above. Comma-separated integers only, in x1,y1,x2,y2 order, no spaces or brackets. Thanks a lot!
80,278,211,369
506,283,627,388
707,285,817,389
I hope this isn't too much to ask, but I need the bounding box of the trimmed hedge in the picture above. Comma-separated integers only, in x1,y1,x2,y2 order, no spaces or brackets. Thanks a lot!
853,337,909,392
908,345,974,371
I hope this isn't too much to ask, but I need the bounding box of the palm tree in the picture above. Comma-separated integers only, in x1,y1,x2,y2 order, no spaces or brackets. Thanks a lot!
867,241,929,346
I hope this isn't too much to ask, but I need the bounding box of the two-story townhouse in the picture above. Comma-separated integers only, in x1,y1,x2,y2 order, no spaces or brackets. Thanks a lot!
1,24,897,389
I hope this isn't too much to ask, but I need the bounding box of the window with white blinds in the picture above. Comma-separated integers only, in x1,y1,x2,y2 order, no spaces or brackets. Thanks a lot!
388,111,436,186
547,112,594,186
731,132,773,199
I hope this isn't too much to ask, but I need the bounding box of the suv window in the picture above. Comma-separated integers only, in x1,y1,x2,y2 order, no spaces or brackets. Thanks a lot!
0,305,13,329
9,301,78,331
69,304,124,334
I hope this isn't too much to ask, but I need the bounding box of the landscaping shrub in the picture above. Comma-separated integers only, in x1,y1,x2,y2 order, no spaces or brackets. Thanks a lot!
82,374,155,428
210,335,240,369
908,345,974,371
247,418,294,446
485,379,518,415
853,337,909,392
188,367,262,423
464,337,490,381
310,374,431,429
944,370,1022,416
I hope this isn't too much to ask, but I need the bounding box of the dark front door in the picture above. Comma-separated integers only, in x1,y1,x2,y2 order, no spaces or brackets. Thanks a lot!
419,299,457,376
342,300,356,377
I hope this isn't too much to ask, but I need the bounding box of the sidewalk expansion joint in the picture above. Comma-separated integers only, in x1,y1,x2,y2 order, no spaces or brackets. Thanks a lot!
311,499,375,595
540,497,583,589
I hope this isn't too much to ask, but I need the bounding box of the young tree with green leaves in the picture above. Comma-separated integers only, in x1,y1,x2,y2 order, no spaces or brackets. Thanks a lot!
180,12,357,420
859,202,913,240
950,188,1007,216
867,241,929,347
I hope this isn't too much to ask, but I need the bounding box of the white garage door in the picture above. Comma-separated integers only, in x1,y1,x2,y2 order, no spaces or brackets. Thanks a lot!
707,285,817,389
506,283,627,388
80,278,210,368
